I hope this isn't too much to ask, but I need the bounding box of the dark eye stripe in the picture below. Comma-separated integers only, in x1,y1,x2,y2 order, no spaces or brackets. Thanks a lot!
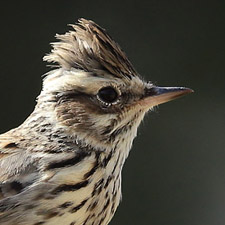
55,91,89,104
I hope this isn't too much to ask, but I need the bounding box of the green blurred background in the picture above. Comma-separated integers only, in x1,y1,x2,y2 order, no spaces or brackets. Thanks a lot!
0,1,224,225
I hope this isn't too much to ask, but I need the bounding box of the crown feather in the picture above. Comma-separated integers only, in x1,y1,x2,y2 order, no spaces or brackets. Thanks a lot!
44,18,138,79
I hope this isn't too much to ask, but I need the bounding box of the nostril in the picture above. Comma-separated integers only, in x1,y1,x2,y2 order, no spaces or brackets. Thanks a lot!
144,87,158,97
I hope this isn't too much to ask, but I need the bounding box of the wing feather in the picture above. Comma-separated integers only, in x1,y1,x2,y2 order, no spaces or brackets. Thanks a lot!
0,132,40,200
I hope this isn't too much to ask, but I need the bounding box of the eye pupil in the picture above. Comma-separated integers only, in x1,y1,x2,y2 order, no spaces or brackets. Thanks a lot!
98,87,118,103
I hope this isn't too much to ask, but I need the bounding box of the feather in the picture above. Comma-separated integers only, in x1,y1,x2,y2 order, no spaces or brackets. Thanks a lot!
44,18,138,79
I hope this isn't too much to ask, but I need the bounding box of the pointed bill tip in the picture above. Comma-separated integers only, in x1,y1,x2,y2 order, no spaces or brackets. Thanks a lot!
139,86,194,108
151,86,194,96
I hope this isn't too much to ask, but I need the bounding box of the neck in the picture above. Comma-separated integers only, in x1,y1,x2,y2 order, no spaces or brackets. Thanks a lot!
12,96,144,225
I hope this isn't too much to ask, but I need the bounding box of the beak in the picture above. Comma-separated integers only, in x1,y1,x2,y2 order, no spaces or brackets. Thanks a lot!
139,86,193,108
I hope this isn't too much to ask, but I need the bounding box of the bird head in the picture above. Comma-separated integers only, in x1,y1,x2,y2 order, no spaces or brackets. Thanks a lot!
39,19,192,152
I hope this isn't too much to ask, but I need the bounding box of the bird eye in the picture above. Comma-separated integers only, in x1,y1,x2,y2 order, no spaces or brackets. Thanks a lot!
97,86,118,104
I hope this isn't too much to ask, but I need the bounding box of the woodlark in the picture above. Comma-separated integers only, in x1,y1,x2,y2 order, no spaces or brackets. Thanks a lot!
0,19,193,225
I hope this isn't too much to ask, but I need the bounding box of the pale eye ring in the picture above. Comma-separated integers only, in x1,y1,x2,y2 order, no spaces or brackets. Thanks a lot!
97,86,118,104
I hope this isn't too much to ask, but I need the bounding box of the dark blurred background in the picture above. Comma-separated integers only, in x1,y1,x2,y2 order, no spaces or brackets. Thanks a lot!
0,1,224,225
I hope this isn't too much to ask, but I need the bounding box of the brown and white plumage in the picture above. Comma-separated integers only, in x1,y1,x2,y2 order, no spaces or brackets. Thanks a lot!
44,18,137,79
0,19,192,225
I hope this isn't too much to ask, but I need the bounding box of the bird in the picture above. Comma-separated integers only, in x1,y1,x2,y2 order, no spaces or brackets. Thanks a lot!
0,18,193,225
